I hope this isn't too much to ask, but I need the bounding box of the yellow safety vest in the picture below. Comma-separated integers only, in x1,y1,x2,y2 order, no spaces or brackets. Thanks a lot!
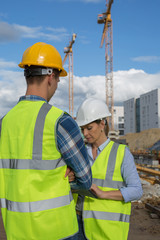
75,140,131,240
0,100,78,240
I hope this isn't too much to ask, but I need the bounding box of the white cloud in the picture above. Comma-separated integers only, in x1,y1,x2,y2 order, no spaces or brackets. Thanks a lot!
0,21,69,42
79,35,91,44
113,69,158,102
0,70,25,116
0,21,89,45
49,68,160,115
46,27,67,33
14,24,69,41
0,58,17,68
0,21,20,42
0,67,160,118
0,12,7,18
131,56,160,63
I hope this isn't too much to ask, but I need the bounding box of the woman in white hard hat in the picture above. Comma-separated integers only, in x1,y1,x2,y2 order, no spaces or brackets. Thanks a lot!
73,97,143,240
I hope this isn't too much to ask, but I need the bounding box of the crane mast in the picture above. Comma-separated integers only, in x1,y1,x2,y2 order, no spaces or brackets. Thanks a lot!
98,0,114,131
63,33,77,117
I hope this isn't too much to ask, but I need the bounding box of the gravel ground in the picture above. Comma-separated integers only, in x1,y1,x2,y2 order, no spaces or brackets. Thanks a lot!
128,201,160,240
128,180,160,240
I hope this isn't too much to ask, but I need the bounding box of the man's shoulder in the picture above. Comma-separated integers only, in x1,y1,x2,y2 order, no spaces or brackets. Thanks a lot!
58,113,78,128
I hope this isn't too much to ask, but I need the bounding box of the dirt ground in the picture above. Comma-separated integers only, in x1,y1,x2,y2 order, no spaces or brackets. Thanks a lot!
0,201,160,240
128,201,160,240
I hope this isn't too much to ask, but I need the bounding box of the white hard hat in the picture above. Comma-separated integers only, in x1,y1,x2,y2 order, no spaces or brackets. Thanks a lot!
76,98,111,126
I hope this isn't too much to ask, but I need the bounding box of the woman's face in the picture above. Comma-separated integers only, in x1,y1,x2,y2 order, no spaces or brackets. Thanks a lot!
81,121,104,144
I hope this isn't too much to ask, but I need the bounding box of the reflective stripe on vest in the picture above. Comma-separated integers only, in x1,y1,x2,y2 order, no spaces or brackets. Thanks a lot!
0,158,65,170
32,103,52,160
93,142,126,189
83,210,130,223
1,191,73,213
0,116,4,138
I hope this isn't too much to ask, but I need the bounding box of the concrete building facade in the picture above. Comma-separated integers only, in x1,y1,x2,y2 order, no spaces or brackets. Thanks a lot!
113,106,124,136
140,88,160,131
124,98,136,134
124,88,160,134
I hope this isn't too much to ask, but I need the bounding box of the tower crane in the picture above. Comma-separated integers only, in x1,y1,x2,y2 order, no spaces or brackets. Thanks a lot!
98,0,114,131
63,33,77,117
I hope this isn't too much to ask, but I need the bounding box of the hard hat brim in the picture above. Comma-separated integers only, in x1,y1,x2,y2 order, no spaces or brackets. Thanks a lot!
60,68,67,77
76,113,111,127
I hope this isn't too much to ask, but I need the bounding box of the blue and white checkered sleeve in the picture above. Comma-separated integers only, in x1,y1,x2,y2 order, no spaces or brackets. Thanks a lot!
56,113,92,190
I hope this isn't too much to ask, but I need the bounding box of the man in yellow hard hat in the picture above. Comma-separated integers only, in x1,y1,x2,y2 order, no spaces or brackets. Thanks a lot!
0,42,92,240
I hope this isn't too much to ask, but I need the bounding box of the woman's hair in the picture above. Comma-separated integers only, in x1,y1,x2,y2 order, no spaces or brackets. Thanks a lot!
94,118,109,136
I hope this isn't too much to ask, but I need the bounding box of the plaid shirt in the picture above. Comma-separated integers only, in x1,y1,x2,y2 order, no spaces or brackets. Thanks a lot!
19,95,92,190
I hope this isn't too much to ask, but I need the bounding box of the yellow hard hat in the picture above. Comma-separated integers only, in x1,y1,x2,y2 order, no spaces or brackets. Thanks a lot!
18,42,67,77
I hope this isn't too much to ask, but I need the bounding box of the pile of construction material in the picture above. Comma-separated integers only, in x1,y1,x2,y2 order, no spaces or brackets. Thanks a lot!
135,160,160,204
119,128,160,150
136,165,160,185
137,163,160,205
141,181,160,202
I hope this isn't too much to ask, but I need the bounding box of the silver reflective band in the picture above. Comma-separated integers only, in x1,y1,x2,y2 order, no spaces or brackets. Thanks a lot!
92,142,126,189
93,178,125,189
106,142,119,178
33,103,52,160
1,191,73,213
0,116,4,137
83,210,130,223
0,158,66,170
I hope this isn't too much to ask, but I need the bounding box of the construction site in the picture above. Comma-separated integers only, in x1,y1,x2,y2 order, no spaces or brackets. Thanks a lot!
1,130,160,239
120,129,160,240
0,0,160,239
98,2,160,238
59,0,160,239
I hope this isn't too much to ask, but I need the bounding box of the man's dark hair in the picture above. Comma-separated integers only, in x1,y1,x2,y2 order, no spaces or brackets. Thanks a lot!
25,66,60,85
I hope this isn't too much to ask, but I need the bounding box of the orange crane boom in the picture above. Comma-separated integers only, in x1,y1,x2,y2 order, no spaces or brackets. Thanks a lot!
63,33,77,117
98,0,114,131
100,0,113,48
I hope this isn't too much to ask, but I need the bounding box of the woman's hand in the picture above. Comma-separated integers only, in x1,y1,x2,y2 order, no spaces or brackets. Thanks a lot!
90,184,105,199
90,183,124,200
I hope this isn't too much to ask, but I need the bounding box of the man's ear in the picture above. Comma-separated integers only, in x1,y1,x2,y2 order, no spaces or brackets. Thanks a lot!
48,74,54,86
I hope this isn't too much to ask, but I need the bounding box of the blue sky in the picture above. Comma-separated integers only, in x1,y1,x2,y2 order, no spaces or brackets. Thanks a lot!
0,0,160,116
